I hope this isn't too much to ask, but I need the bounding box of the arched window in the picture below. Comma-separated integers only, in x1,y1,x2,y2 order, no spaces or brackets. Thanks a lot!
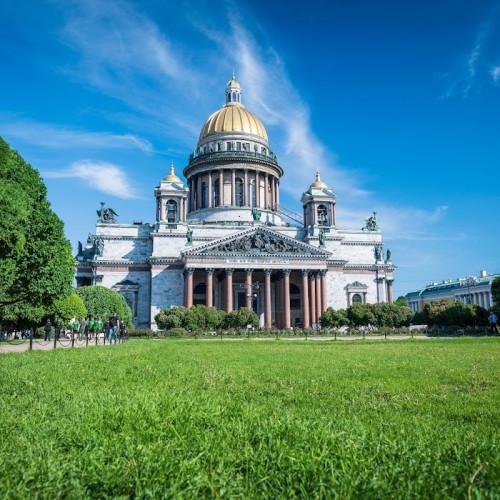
213,179,220,207
201,182,207,209
317,204,328,226
290,283,301,310
352,294,362,304
235,177,244,206
193,283,206,306
166,200,177,223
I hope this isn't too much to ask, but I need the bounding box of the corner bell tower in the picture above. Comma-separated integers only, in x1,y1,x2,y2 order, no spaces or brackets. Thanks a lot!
154,164,189,225
301,171,336,231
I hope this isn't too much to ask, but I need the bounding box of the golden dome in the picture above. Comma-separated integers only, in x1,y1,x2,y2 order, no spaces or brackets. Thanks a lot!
198,104,268,143
310,171,328,188
164,165,181,183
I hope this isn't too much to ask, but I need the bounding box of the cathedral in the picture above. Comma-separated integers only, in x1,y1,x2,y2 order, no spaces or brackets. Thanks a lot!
75,75,395,329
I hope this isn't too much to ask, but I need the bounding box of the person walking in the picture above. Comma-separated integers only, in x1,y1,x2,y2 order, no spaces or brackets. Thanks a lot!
78,317,88,341
44,319,52,341
108,312,119,344
488,312,498,334
55,319,63,340
119,320,126,342
71,318,79,339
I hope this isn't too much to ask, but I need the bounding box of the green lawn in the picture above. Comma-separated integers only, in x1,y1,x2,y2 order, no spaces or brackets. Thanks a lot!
1,339,498,498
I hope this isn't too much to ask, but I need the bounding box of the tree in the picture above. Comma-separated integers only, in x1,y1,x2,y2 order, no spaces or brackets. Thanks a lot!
185,305,225,331
155,307,188,330
75,286,133,328
52,293,88,325
224,308,258,329
423,300,453,326
319,307,350,328
0,137,74,320
347,303,376,327
371,303,414,327
491,276,500,307
394,296,407,307
154,305,226,331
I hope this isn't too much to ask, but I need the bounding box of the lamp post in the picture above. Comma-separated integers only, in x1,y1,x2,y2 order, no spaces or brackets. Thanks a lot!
465,276,478,304
239,281,260,311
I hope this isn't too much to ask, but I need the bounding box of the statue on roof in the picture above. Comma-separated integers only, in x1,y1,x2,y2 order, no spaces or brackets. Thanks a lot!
252,208,262,221
363,212,379,232
374,245,382,261
97,202,118,223
319,229,326,247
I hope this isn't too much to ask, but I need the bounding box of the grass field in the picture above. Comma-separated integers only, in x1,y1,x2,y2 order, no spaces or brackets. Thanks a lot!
0,339,499,498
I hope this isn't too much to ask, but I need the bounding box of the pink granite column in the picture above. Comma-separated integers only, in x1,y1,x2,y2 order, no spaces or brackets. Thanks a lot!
310,275,317,326
231,169,236,206
264,269,272,328
316,272,322,321
301,270,310,329
206,269,214,307
184,268,194,308
225,269,234,312
245,269,253,309
283,269,291,329
386,279,394,303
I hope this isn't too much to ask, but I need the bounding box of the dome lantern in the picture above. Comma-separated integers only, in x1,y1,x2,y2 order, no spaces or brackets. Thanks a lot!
225,71,242,105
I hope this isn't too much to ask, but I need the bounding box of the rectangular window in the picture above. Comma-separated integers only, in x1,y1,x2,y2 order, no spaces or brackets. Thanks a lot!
226,142,232,151
236,142,241,150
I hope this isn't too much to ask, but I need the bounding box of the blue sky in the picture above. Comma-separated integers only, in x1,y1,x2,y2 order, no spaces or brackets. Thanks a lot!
1,0,499,298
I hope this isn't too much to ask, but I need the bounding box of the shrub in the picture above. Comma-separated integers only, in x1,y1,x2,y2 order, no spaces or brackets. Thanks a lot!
224,308,258,329
167,327,189,337
320,307,350,328
75,286,133,328
51,293,87,324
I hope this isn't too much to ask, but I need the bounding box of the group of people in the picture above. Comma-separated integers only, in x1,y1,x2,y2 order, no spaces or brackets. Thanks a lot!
43,312,126,343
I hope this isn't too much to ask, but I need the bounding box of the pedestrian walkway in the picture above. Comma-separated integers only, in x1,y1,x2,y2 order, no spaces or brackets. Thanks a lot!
0,336,124,353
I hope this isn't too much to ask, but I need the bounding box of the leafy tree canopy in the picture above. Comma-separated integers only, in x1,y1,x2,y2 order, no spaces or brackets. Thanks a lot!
224,307,258,329
394,296,408,307
0,137,74,321
155,305,226,331
52,293,88,325
75,286,133,328
319,307,349,328
491,276,500,307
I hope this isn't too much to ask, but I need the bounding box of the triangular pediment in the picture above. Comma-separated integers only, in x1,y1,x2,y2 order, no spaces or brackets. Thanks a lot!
183,227,330,258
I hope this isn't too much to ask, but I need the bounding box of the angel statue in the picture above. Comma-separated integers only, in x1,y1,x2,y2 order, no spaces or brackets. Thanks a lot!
362,212,379,232
97,202,118,223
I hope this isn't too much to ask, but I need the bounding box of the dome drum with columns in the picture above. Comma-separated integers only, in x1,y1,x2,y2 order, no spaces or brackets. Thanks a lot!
184,75,284,225
75,75,395,329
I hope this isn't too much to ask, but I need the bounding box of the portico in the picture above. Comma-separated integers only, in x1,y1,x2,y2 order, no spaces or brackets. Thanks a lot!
181,227,330,328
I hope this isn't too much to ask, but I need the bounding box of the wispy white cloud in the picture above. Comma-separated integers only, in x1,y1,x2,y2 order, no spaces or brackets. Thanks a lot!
43,160,140,199
444,16,499,97
491,65,500,82
58,0,200,136
2,117,153,153
336,204,464,242
227,20,370,199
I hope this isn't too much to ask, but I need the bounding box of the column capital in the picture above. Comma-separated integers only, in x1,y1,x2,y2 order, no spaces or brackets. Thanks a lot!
245,268,254,276
282,269,291,277
226,268,234,276
206,268,215,276
319,269,327,277
301,269,310,277
264,268,273,277
386,279,394,285
184,268,195,276
309,273,318,282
